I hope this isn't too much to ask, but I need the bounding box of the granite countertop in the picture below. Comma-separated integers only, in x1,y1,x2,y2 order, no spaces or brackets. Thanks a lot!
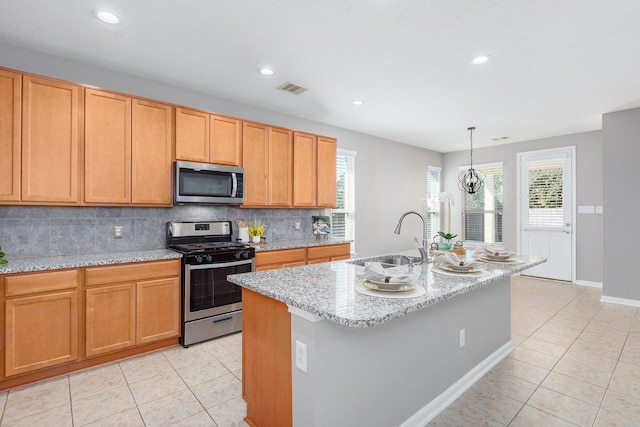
0,249,182,274
250,238,351,251
228,249,546,328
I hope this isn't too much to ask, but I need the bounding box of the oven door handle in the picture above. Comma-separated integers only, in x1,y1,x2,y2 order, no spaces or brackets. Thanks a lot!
186,259,253,270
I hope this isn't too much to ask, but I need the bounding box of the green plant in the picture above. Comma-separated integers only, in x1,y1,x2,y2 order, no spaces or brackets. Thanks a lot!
0,246,8,265
437,231,458,241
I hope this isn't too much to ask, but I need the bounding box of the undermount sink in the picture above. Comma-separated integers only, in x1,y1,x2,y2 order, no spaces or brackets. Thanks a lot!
348,255,421,268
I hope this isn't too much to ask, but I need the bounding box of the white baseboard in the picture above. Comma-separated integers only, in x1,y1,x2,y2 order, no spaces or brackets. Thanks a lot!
575,280,602,288
400,341,515,427
600,295,640,308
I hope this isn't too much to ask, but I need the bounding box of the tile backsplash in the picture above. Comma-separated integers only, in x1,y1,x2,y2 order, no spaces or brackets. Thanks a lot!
0,206,328,259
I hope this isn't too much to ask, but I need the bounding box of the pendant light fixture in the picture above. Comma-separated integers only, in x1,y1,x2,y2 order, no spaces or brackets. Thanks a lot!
458,127,485,194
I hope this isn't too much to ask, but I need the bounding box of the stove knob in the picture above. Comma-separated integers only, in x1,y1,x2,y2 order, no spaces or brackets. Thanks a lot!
234,252,241,260
205,255,212,262
195,255,203,263
242,251,250,259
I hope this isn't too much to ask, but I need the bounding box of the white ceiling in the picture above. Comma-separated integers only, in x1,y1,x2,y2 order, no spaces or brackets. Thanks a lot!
2,0,640,152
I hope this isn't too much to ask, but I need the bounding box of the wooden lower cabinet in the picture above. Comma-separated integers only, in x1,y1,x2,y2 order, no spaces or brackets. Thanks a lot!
307,243,351,264
256,244,351,270
4,269,80,377
85,260,180,357
243,289,292,427
85,283,136,357
136,277,180,344
1,260,180,389
255,248,307,271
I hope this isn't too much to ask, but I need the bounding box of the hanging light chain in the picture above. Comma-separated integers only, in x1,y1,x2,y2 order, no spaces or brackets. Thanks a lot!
468,126,476,169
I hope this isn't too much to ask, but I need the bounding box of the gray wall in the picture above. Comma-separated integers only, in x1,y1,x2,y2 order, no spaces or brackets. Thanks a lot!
441,130,603,285
602,107,640,300
0,42,442,259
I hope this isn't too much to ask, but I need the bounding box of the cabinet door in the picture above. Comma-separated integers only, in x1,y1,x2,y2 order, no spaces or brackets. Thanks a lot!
293,132,317,207
0,70,21,201
85,283,136,357
85,89,132,203
317,136,337,208
136,277,180,344
5,291,79,376
210,115,242,166
131,99,173,205
176,107,209,163
242,121,270,206
21,76,80,203
268,127,292,207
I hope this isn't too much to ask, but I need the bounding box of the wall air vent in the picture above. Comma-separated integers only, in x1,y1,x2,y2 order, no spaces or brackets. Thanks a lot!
277,82,308,95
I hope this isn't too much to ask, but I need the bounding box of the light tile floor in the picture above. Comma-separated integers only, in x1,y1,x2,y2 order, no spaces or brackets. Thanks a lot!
430,275,640,426
2,276,639,426
0,332,247,426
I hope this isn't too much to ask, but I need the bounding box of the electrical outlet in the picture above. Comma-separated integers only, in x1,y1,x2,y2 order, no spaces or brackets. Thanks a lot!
295,221,301,231
113,225,124,238
295,340,308,373
459,329,466,348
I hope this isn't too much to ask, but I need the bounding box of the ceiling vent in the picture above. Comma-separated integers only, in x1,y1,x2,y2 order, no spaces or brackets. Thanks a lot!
277,82,308,95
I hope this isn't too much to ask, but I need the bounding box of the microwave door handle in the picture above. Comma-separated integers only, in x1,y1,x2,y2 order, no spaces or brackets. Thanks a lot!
231,173,238,197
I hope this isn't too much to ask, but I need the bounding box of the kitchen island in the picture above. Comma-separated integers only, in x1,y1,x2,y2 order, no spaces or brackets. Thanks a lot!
228,251,545,427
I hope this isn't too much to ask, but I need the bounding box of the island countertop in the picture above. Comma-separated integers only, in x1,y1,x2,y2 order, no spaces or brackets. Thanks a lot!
228,250,545,328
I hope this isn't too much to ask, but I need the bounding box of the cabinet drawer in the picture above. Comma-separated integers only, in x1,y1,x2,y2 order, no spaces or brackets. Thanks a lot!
307,243,350,260
86,259,180,286
5,269,80,297
255,249,307,268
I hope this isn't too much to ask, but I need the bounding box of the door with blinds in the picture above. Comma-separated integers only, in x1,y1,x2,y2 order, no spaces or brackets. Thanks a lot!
518,147,574,281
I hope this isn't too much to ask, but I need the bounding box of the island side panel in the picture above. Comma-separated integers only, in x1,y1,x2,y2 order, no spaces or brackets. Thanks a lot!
242,289,292,427
290,277,512,427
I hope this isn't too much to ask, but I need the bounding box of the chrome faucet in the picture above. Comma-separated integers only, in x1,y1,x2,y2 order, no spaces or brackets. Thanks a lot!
393,211,430,264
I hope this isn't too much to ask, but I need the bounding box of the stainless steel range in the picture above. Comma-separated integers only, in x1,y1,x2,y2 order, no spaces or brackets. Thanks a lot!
167,221,255,347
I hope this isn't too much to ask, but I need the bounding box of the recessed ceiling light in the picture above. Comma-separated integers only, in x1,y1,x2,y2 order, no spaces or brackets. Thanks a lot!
258,67,275,76
491,136,510,141
94,9,120,24
471,54,492,65
352,100,364,106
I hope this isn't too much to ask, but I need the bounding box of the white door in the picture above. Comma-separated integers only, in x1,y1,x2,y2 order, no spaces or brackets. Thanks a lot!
517,147,575,281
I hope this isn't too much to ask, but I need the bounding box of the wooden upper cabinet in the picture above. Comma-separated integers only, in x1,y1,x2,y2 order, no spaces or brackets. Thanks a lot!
21,76,81,203
210,115,242,166
84,89,132,204
175,110,241,166
131,99,174,205
268,127,293,207
293,132,317,207
317,136,337,208
0,70,21,201
175,107,209,163
242,121,270,206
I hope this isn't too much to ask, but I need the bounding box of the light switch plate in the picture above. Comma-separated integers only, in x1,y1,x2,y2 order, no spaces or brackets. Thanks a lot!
595,206,603,214
578,205,595,214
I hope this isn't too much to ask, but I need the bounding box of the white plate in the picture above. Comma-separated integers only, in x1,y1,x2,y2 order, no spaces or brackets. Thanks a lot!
478,254,516,262
362,280,416,292
438,264,482,274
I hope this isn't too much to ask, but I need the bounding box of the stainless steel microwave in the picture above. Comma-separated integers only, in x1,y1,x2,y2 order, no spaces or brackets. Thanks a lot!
174,161,245,205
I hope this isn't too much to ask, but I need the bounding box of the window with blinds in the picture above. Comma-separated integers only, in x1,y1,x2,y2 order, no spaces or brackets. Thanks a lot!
332,150,356,253
527,159,564,228
425,166,441,241
461,163,503,243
